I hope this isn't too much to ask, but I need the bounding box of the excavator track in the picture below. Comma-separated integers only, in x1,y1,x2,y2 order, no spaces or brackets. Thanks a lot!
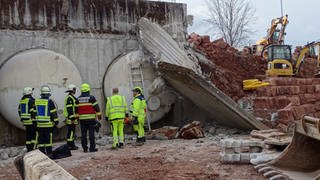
255,116,320,180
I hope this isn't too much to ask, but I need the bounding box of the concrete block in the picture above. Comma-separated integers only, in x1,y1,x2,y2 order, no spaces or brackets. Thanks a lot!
240,153,251,162
221,153,241,163
23,150,76,180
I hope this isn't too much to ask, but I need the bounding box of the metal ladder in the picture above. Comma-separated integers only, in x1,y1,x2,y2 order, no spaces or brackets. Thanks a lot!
128,63,151,131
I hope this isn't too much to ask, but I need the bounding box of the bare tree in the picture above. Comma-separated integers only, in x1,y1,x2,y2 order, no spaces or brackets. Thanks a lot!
205,0,256,47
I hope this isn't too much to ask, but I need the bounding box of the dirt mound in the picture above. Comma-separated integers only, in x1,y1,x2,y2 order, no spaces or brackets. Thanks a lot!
188,33,267,101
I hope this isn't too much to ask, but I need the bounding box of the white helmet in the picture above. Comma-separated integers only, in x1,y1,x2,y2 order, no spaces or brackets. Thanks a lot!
66,84,76,92
40,85,51,94
23,87,33,95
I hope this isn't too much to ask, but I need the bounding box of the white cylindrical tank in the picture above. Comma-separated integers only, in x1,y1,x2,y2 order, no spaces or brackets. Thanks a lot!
103,51,176,123
0,49,82,130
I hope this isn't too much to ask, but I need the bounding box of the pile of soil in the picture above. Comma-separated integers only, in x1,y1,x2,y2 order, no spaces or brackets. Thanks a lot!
188,33,267,101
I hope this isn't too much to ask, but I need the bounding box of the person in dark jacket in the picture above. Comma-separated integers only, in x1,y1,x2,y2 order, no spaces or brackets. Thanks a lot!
35,85,59,157
18,87,36,152
77,83,101,152
64,84,79,150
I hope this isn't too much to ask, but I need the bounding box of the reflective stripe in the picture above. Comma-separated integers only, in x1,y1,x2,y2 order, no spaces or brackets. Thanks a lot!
107,95,126,120
37,121,54,127
67,130,74,141
20,98,33,122
35,99,51,122
64,95,77,118
23,119,33,125
78,103,92,106
92,102,98,106
79,114,96,120
50,109,57,113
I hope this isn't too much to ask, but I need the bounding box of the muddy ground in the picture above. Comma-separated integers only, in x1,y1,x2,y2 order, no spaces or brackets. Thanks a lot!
0,134,265,180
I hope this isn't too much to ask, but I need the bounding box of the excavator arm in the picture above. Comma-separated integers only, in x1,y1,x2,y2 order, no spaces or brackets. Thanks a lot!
266,14,289,45
293,41,320,75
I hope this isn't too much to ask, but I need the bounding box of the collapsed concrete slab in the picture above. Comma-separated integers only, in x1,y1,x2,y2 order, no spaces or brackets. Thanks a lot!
16,150,76,180
138,18,268,130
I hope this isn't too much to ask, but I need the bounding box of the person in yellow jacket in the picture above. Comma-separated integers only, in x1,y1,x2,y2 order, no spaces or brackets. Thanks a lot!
35,85,59,157
105,88,128,149
18,87,36,152
64,84,79,150
130,86,147,143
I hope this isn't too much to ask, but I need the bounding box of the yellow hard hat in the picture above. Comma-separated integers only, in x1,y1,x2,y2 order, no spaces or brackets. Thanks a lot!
132,86,142,93
81,83,90,92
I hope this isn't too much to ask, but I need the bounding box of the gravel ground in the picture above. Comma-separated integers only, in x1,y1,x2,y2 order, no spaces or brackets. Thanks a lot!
0,133,265,180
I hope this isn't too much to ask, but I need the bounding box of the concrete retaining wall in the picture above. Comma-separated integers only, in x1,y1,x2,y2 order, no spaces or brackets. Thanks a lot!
0,0,188,145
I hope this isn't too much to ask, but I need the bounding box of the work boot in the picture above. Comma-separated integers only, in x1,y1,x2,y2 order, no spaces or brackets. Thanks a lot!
89,148,98,152
118,143,124,149
141,137,146,142
83,148,88,153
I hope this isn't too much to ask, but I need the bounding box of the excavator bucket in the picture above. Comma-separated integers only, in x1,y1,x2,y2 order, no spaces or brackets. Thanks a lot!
255,116,320,180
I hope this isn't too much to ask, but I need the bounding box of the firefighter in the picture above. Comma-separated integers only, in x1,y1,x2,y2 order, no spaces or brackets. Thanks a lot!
64,84,79,150
130,86,147,143
105,88,128,149
77,83,101,152
35,85,59,156
18,87,36,152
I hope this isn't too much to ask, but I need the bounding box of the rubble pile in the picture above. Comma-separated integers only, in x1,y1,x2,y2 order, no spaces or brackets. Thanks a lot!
188,33,267,101
253,77,320,129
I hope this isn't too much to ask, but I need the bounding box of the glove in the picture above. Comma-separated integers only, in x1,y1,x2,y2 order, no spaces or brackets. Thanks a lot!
54,121,59,126
125,113,129,118
105,117,108,121
124,117,130,124
132,116,138,125
94,120,101,133
97,114,102,120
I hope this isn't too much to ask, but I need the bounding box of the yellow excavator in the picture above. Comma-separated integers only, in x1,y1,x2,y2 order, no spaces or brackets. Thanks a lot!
266,41,320,76
244,15,289,58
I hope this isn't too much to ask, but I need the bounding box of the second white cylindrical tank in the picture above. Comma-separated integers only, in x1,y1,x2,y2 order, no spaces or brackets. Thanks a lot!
103,51,176,123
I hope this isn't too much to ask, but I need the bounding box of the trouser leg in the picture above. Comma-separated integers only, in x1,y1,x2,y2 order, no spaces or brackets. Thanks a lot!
25,125,35,152
37,128,46,154
67,124,76,147
80,121,88,151
111,120,119,148
30,124,37,150
88,121,96,151
44,128,53,155
138,118,145,138
118,119,124,143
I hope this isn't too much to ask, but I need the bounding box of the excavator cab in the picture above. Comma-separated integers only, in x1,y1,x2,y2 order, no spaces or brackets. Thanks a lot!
266,45,293,76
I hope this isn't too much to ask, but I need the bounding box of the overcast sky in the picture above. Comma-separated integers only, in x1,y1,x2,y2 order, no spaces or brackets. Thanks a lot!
161,0,320,47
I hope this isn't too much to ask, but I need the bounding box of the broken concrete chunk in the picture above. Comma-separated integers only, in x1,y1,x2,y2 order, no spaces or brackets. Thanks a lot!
146,126,179,140
177,121,205,139
250,129,292,146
